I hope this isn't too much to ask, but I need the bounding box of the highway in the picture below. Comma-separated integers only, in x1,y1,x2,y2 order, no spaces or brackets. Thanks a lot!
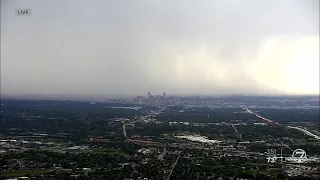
312,130,320,136
242,106,320,140
242,106,279,125
287,126,320,140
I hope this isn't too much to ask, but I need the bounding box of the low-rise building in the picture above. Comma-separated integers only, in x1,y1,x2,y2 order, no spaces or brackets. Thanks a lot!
67,146,89,153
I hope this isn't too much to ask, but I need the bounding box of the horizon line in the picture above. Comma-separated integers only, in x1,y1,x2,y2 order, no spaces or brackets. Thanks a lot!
1,93,319,101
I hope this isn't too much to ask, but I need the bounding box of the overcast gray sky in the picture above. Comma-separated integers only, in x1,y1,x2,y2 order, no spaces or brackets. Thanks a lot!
1,0,319,98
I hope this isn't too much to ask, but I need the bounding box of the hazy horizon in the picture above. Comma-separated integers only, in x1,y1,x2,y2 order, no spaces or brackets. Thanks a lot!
1,93,319,101
1,0,319,97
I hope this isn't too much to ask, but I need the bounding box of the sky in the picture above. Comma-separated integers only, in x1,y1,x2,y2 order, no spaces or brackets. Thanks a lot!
1,0,319,98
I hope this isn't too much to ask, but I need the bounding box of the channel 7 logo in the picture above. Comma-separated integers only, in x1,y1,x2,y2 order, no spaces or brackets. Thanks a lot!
265,148,312,163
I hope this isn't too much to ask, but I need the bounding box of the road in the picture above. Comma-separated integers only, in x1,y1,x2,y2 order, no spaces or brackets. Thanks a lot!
287,126,320,140
231,124,242,141
122,123,127,138
166,152,181,180
312,130,320,136
281,142,293,151
242,106,279,125
242,106,320,140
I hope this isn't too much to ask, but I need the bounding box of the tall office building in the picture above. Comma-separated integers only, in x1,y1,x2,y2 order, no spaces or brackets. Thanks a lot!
163,92,166,100
148,92,151,99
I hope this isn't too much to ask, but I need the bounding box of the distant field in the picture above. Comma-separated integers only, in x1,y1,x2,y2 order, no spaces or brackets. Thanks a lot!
91,148,129,157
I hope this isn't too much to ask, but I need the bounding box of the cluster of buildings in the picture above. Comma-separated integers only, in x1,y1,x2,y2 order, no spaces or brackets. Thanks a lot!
174,135,222,144
285,164,320,178
67,145,89,154
0,139,49,154
134,92,172,103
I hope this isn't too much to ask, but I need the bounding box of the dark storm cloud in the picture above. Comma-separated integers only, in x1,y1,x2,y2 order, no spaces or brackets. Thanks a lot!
1,0,319,97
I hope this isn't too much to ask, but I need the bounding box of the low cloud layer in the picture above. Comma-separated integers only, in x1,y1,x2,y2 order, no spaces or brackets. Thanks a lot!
1,0,319,97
